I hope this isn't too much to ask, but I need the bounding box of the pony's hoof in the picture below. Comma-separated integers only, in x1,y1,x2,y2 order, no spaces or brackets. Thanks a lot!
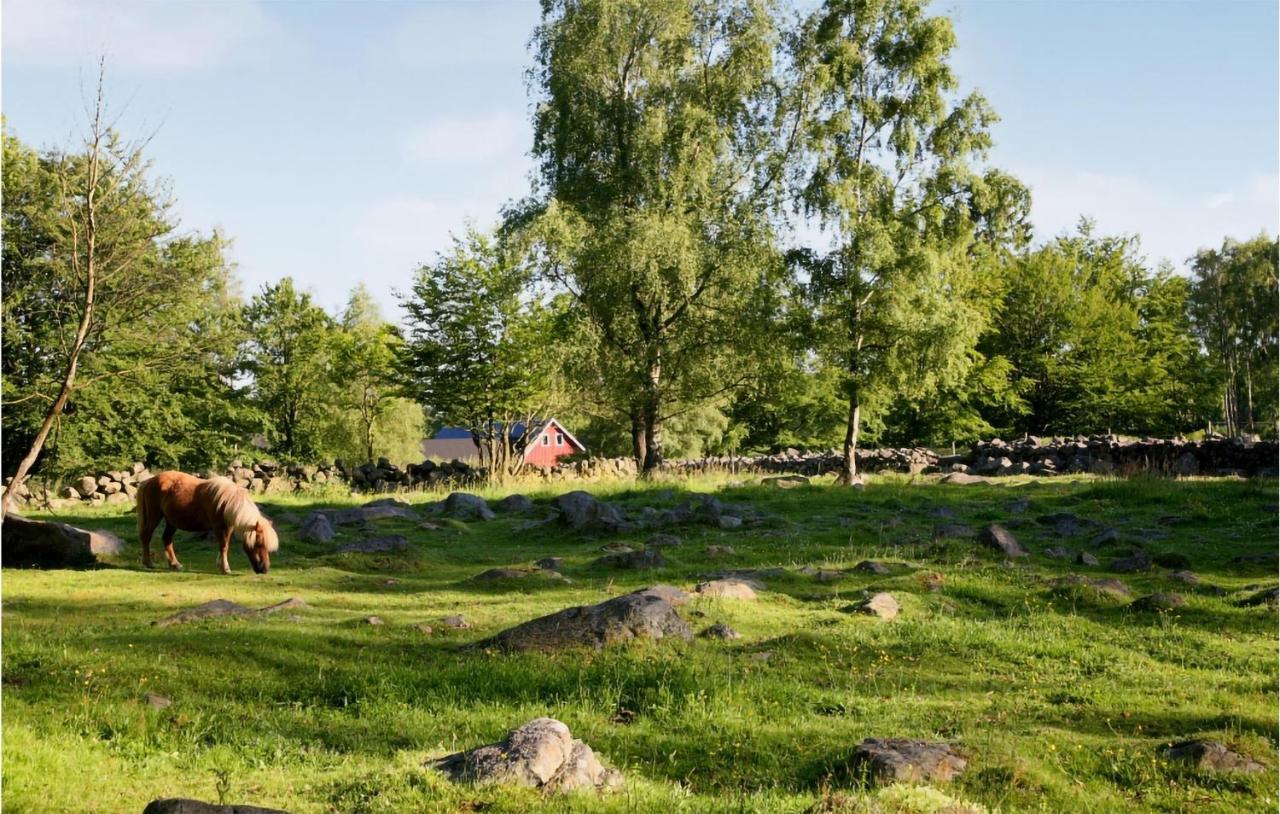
143,560,157,570
169,563,184,572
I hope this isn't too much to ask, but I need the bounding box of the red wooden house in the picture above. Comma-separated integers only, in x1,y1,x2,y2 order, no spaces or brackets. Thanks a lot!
420,418,586,467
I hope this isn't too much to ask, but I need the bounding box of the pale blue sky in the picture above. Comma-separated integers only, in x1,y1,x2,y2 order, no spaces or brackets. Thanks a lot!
4,0,1276,319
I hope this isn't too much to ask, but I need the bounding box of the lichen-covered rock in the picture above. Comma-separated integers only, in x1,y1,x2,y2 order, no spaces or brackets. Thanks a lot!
848,738,967,786
431,718,622,792
479,592,691,651
701,622,741,640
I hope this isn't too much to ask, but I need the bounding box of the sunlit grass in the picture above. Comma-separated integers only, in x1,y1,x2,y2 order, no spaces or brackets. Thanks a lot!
3,474,1276,812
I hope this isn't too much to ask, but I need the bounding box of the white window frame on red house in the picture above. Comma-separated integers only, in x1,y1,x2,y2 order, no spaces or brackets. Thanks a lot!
542,434,550,446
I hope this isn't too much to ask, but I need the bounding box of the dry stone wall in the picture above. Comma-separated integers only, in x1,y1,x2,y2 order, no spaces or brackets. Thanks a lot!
7,434,1274,508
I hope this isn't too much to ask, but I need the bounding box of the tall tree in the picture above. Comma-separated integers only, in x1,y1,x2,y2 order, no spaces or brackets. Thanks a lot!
2,70,242,511
1189,235,1279,436
520,0,790,474
399,229,559,481
330,284,408,464
790,0,1029,483
241,278,336,459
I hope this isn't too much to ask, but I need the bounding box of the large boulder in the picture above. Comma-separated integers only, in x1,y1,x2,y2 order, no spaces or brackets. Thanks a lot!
848,738,967,786
493,494,535,514
437,492,496,521
431,717,621,793
594,549,666,569
142,800,288,814
478,591,691,652
2,514,123,568
333,535,409,554
551,491,633,534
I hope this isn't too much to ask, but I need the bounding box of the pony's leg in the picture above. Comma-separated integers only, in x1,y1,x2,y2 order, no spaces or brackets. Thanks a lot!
217,528,233,575
161,522,184,571
139,517,158,569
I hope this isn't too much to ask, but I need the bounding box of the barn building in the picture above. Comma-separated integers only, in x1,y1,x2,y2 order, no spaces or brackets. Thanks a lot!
420,418,585,467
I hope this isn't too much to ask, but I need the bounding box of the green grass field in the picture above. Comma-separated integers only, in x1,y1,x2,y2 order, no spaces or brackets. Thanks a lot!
3,474,1277,813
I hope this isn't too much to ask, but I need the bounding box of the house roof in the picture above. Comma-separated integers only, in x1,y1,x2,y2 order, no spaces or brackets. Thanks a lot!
428,418,586,457
420,438,480,462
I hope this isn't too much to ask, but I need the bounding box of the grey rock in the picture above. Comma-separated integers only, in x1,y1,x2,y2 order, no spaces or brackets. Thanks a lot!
144,692,172,709
848,738,967,786
1055,575,1132,601
479,592,691,652
1076,551,1100,566
142,800,288,814
472,567,563,582
1088,528,1120,547
534,557,564,572
1160,740,1264,773
978,524,1028,558
154,599,252,627
1111,552,1153,573
78,476,99,496
940,472,989,485
848,592,898,620
1,514,121,568
1131,592,1186,611
437,492,495,521
494,494,535,514
441,614,471,629
703,544,736,558
1005,497,1031,514
595,549,666,570
932,523,974,539
717,515,743,530
1044,546,1074,559
551,491,633,534
761,475,809,489
1167,570,1200,585
432,717,622,792
695,579,758,600
853,560,891,575
298,513,335,543
701,622,741,640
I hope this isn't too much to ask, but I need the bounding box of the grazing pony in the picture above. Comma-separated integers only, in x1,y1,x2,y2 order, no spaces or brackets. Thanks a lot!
136,471,279,574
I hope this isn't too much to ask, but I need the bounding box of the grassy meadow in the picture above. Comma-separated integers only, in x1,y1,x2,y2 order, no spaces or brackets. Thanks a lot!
2,473,1277,813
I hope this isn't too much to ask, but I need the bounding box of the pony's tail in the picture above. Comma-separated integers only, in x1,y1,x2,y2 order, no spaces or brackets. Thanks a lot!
135,478,157,541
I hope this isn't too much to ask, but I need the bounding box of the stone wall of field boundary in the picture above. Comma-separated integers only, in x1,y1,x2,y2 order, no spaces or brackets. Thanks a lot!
6,435,1274,508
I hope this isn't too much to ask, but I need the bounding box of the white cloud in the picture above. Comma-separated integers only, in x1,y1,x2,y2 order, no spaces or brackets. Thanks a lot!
2,0,280,71
401,110,530,165
1013,165,1279,268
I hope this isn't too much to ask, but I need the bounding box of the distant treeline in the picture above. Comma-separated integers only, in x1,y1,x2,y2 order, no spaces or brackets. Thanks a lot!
3,0,1277,489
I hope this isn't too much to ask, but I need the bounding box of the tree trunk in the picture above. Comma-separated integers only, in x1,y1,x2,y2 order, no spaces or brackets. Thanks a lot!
1245,358,1255,433
837,381,861,486
641,358,663,477
3,74,105,516
630,409,647,471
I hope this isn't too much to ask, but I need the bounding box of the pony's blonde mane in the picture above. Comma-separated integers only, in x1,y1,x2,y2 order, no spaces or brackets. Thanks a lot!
204,477,279,552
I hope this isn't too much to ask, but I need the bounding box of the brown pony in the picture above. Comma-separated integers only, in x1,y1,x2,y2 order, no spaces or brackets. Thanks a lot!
136,471,279,574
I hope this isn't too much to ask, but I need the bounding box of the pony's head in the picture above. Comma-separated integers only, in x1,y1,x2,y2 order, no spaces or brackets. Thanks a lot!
243,517,279,574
